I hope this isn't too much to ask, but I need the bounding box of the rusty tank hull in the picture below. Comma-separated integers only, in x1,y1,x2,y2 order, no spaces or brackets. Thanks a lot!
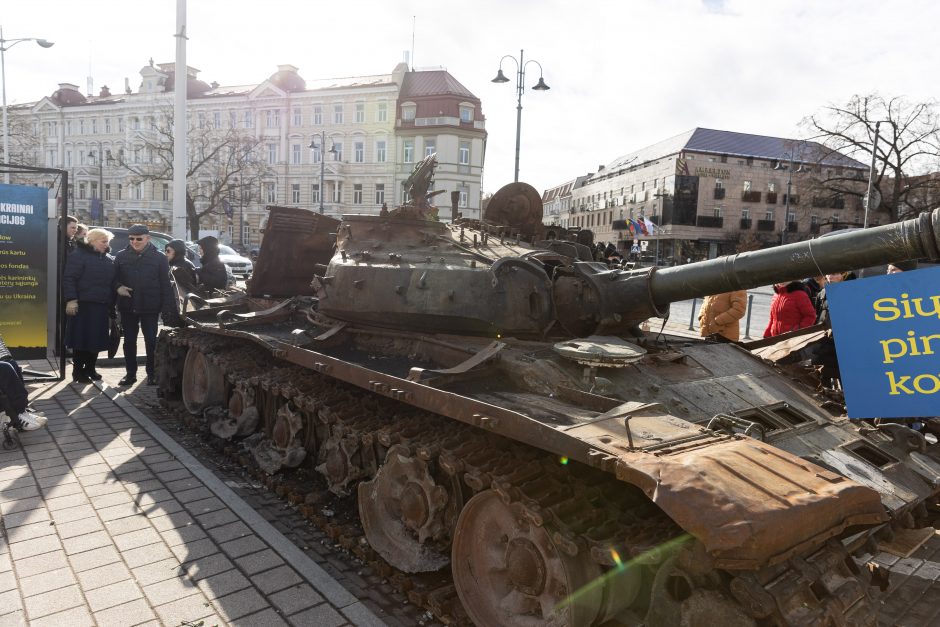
156,177,940,626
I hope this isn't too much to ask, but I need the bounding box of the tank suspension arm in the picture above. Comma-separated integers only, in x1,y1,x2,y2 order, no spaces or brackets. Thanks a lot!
651,208,940,308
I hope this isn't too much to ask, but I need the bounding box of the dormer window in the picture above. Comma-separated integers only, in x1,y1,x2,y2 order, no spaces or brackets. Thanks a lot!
401,103,416,121
460,106,473,123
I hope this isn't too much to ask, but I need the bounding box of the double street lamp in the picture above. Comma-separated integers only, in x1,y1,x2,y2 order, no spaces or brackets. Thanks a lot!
1,27,54,184
309,132,336,214
492,49,550,183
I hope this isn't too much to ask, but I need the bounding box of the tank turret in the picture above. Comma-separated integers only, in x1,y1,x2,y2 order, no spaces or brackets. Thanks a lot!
312,177,940,339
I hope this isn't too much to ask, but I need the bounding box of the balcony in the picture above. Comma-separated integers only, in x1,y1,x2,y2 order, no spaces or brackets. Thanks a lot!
696,215,724,228
787,221,799,232
810,223,820,234
783,194,800,206
766,192,778,204
739,218,752,230
713,187,726,200
742,190,762,203
757,219,776,232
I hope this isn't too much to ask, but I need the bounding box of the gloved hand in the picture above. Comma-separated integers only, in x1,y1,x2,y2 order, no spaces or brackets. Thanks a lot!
65,300,79,316
117,285,133,298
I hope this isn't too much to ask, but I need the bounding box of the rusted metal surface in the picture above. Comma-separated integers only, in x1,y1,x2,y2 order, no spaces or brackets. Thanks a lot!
247,206,339,297
157,183,940,624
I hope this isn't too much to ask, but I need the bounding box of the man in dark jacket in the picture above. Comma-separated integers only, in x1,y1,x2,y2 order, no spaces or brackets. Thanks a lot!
196,236,229,290
114,224,175,386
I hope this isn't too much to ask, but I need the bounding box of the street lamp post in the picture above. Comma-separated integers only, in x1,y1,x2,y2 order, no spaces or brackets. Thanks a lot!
1,27,54,184
491,49,550,183
774,149,804,245
309,132,336,214
652,190,668,266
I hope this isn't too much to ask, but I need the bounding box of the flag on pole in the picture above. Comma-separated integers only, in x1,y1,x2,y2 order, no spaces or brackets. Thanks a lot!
644,217,657,234
89,197,102,221
636,218,649,236
222,198,233,218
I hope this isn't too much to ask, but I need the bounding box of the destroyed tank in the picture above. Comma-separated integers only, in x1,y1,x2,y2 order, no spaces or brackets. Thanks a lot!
156,155,940,626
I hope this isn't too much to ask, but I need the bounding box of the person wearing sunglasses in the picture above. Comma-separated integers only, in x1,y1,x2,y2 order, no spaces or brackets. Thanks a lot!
113,224,175,386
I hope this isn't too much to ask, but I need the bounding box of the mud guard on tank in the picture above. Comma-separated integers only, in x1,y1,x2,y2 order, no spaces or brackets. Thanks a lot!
614,437,887,569
564,402,888,569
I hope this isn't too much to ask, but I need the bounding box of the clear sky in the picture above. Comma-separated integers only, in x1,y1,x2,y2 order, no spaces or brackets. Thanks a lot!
3,0,938,195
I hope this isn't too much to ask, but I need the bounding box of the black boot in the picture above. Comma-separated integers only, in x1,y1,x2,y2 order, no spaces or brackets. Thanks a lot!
86,353,102,381
72,351,92,383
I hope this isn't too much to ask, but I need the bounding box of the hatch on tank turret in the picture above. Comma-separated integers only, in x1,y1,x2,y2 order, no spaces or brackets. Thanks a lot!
553,335,646,367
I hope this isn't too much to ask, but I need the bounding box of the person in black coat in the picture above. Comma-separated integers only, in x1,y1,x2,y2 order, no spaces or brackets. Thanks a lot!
165,239,198,293
196,236,228,290
64,228,117,383
114,224,175,386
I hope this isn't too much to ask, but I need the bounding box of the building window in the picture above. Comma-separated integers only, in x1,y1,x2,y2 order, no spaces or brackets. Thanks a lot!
460,190,468,207
133,183,142,200
267,143,278,165
458,141,470,166
332,182,342,203
230,111,238,128
227,224,234,242
353,184,363,204
333,104,343,124
376,140,386,163
313,106,322,125
765,210,774,221
787,211,796,223
354,141,364,163
79,119,85,134
293,108,302,126
291,144,301,165
741,208,749,219
460,106,473,123
767,182,776,193
424,140,436,157
244,110,254,128
162,183,169,201
403,140,414,163
377,102,388,122
811,214,819,225
117,184,122,200
401,105,416,121
211,111,220,129
331,141,343,161
265,182,277,203
291,184,301,204
91,119,97,134
197,113,206,129
242,222,250,244
355,103,365,123
311,184,320,203
713,206,722,217
375,183,385,205
266,110,279,127
312,145,322,164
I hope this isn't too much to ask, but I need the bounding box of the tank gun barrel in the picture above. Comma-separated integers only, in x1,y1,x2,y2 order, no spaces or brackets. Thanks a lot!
650,208,940,308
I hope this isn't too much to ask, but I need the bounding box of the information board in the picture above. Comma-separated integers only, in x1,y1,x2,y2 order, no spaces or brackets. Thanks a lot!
827,266,940,418
0,184,49,359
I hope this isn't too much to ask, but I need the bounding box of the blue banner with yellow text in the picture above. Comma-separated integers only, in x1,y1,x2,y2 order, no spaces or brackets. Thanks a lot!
0,184,49,359
827,266,940,418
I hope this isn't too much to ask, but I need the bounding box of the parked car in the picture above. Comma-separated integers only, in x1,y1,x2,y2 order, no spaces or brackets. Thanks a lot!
185,242,253,278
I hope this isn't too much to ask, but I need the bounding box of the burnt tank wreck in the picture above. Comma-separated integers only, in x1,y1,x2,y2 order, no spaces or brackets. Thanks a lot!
157,155,940,626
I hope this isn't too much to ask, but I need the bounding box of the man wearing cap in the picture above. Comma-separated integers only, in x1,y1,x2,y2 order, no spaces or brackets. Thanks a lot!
114,224,175,386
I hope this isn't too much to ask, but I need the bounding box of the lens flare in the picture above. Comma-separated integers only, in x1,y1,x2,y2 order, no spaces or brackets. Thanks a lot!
559,456,569,465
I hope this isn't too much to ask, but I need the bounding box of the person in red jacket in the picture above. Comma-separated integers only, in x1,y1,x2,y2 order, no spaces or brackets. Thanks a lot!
763,281,817,338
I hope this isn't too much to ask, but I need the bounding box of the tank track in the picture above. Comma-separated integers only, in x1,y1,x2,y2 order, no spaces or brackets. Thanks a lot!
156,329,880,626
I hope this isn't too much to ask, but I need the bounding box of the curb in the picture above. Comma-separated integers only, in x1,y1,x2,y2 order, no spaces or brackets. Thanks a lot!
96,381,387,627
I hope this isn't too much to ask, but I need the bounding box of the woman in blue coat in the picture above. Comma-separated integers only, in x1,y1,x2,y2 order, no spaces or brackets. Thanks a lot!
64,228,117,383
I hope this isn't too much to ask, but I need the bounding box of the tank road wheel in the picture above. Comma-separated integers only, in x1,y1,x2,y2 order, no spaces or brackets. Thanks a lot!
452,490,639,626
211,383,260,440
250,402,308,475
358,444,463,573
181,348,225,415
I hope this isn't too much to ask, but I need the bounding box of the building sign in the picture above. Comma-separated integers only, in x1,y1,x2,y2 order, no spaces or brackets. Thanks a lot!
0,184,49,359
693,167,731,179
827,266,940,418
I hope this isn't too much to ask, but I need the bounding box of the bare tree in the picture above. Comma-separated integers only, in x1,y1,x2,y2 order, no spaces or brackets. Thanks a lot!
801,94,940,222
114,108,270,239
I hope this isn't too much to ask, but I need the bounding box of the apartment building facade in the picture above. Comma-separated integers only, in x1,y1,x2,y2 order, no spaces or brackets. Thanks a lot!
545,128,868,262
6,61,485,248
